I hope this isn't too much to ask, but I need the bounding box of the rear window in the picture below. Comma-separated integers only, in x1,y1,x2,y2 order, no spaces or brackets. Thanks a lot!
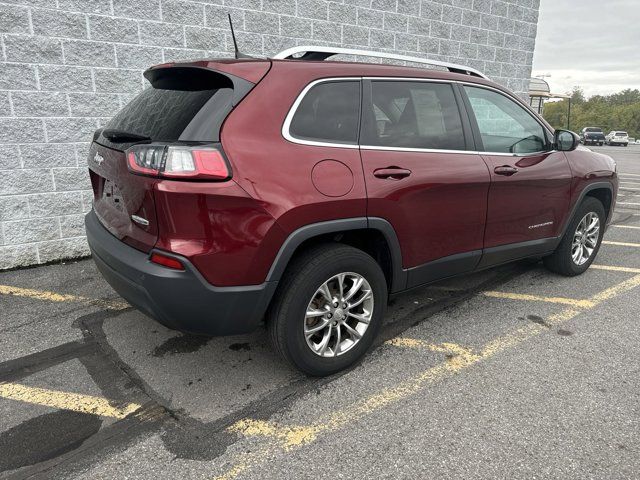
288,81,361,145
585,128,603,133
616,131,628,136
104,69,235,143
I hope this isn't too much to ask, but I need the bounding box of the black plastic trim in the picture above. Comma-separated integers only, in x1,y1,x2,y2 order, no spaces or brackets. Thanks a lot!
477,237,559,269
85,210,276,336
560,181,614,236
265,217,407,293
406,249,481,289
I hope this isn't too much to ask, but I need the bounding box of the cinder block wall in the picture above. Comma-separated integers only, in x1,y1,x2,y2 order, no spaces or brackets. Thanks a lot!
0,0,539,269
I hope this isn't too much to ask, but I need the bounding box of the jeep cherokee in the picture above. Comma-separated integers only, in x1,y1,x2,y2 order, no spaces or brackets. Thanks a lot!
85,47,618,376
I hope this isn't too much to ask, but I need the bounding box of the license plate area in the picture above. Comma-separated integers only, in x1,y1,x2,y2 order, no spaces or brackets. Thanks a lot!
102,179,125,213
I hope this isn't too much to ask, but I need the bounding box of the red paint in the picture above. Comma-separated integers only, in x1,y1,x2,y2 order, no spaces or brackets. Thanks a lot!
481,151,573,247
361,149,490,267
88,58,618,289
311,160,354,197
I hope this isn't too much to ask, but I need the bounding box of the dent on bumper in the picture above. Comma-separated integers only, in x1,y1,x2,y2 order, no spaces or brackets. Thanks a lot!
85,211,277,336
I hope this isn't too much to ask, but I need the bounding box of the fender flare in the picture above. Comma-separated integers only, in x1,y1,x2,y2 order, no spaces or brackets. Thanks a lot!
559,181,614,239
265,217,407,292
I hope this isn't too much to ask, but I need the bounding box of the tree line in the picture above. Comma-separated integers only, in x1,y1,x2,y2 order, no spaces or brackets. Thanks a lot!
542,87,640,139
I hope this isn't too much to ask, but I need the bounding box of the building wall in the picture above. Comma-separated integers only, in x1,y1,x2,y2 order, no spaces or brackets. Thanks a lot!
0,0,539,269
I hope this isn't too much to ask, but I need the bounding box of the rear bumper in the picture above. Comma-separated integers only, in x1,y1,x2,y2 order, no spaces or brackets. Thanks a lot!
85,210,277,335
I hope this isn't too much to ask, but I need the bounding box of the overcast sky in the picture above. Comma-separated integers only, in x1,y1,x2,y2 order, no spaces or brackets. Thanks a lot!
532,0,640,97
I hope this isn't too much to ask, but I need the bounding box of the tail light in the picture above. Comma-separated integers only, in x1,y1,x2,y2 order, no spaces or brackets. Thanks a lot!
126,145,231,181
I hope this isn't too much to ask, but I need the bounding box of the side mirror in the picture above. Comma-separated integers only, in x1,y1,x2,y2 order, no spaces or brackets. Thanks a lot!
555,129,579,151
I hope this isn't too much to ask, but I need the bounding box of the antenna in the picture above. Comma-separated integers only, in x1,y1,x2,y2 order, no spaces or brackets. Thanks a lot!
227,14,253,59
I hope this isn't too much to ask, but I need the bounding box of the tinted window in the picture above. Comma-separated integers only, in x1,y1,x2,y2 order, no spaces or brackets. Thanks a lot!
363,81,465,150
585,127,603,133
464,86,547,154
105,85,233,142
289,81,360,144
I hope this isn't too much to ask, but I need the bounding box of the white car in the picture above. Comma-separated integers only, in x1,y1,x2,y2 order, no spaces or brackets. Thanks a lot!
605,131,629,146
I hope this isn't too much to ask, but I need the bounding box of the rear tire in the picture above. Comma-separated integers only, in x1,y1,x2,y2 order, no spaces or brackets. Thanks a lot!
267,243,387,376
543,197,605,276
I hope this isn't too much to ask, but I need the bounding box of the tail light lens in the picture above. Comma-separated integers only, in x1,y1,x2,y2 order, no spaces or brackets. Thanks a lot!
126,145,231,181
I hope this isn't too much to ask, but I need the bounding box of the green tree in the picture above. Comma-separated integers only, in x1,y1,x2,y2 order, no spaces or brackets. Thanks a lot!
542,87,640,138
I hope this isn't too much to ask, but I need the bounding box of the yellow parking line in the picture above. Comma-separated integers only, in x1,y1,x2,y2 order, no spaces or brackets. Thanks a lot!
228,419,318,450
481,291,594,308
0,382,141,419
603,240,640,248
591,264,640,274
589,274,640,305
0,284,128,310
215,274,640,480
611,225,640,230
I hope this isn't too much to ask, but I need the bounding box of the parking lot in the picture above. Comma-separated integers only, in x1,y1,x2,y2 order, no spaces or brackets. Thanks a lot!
1,144,639,479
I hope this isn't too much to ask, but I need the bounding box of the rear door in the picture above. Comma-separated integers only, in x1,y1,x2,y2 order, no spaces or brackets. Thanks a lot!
360,79,490,288
461,85,572,264
89,68,241,252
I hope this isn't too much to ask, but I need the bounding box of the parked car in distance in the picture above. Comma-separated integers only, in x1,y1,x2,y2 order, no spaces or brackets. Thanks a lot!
605,131,629,146
85,46,619,376
580,127,606,146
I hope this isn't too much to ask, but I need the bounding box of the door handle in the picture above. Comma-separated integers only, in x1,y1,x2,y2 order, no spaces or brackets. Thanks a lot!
373,167,412,180
494,165,518,176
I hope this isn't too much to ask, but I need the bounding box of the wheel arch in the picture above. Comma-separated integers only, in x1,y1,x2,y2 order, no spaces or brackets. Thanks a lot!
561,181,614,239
265,217,406,293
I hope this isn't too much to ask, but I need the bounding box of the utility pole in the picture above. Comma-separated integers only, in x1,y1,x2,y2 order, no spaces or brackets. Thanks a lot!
567,96,572,130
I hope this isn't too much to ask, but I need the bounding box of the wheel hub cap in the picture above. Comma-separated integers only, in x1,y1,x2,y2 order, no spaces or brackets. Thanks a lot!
304,272,374,358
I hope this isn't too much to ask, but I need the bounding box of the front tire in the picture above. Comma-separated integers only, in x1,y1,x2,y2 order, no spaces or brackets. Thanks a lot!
543,197,605,276
267,243,387,376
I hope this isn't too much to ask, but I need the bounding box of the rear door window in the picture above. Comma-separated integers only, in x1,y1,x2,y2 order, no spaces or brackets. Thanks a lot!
464,86,547,154
288,81,361,145
361,81,465,150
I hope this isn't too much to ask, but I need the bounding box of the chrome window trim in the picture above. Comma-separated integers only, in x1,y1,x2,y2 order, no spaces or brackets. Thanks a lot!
281,77,361,149
282,77,556,157
273,46,489,79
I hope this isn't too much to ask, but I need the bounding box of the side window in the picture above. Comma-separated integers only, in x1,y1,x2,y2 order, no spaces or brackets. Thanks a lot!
288,81,360,144
363,81,465,150
464,86,547,154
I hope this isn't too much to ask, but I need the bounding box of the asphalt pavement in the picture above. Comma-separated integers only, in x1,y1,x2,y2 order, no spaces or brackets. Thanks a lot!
0,145,639,479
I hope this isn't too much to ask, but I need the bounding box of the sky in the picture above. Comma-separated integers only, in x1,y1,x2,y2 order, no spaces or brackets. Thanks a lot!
532,0,640,98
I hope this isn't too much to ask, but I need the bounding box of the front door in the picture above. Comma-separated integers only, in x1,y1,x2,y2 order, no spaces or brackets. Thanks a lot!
461,85,572,264
359,79,491,288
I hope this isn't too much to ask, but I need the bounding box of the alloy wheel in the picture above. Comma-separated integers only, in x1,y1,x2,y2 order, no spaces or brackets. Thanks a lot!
304,272,374,357
572,212,600,265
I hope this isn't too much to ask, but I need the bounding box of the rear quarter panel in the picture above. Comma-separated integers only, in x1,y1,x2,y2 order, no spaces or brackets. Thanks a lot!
220,62,369,282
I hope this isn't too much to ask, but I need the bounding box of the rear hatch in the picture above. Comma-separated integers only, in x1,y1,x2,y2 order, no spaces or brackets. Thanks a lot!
88,62,266,252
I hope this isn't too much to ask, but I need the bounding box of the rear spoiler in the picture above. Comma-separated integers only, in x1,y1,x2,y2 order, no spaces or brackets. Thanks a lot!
143,65,256,106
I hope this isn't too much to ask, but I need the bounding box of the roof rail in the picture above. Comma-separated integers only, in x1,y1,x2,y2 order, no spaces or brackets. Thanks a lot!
273,46,488,79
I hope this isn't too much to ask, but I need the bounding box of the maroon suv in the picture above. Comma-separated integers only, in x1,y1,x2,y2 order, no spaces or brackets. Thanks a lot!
85,47,618,375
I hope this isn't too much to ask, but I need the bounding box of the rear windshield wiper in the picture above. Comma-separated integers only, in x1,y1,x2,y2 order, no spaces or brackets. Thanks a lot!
102,129,152,143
